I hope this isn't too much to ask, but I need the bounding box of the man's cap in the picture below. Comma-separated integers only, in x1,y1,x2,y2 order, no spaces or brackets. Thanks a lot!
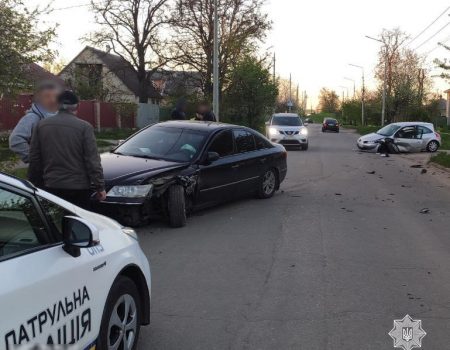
58,90,79,105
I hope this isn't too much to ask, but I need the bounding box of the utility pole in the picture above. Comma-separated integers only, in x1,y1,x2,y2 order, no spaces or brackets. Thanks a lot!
304,91,307,115
288,73,292,112
344,77,356,98
273,53,276,82
213,0,219,120
349,64,365,125
366,35,387,126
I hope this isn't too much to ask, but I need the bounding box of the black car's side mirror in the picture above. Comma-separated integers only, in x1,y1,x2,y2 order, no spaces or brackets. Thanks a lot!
62,216,99,258
206,152,220,163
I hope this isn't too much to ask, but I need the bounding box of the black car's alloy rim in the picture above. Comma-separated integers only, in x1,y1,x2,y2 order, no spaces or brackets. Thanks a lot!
263,171,276,195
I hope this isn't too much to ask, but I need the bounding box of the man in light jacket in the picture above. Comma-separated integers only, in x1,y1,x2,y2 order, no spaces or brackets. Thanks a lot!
28,90,106,209
9,81,60,163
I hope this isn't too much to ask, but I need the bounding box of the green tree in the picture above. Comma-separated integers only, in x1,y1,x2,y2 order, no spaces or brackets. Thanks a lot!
434,43,450,82
374,28,432,122
172,0,271,98
318,88,340,114
222,56,278,130
0,0,55,96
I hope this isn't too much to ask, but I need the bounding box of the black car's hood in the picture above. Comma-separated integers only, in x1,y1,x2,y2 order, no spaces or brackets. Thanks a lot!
101,152,189,184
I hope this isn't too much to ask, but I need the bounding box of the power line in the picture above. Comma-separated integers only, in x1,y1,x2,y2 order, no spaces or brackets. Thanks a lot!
424,34,450,55
415,21,450,49
408,5,450,45
50,3,90,11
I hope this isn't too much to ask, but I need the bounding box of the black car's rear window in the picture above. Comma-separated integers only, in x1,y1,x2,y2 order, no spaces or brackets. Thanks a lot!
272,116,302,126
114,126,207,162
325,119,337,123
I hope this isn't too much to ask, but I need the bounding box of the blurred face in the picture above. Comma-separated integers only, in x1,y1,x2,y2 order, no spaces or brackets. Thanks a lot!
198,104,208,114
35,88,59,112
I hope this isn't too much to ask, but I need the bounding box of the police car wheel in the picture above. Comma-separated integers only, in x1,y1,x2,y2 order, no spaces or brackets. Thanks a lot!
168,184,187,228
97,276,142,350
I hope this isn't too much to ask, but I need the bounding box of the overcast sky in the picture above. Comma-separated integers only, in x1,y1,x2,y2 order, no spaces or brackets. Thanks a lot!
31,0,450,105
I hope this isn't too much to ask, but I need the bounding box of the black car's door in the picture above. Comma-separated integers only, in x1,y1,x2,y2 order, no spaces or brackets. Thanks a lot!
196,129,239,206
232,129,261,195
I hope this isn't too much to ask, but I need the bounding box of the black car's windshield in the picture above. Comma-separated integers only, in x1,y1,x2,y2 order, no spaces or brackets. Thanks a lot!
114,126,207,162
376,124,401,136
272,116,302,126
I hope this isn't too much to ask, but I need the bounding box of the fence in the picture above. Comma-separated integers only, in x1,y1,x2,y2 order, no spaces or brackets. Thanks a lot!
0,97,137,132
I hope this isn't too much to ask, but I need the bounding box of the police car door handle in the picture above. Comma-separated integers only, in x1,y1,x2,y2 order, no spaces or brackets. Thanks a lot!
231,164,240,169
260,158,267,163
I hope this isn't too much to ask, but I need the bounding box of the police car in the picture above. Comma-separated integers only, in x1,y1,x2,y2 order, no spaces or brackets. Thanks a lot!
0,173,151,350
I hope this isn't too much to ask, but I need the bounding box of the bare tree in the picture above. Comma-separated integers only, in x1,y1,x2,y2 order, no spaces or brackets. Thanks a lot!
172,0,271,97
89,0,173,103
374,28,431,121
318,88,340,114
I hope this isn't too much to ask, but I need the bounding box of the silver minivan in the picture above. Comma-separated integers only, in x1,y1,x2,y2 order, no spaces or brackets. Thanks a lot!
357,122,441,153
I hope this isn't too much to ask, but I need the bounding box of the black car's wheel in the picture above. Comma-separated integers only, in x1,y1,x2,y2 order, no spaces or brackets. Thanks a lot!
258,168,277,199
97,276,141,350
301,143,309,151
427,140,439,153
168,184,187,227
322,129,325,132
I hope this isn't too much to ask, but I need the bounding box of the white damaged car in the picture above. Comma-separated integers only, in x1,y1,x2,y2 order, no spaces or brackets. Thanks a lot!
357,122,441,153
0,173,151,350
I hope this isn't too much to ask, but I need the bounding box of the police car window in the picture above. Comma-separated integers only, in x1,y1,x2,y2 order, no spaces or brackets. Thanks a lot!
0,188,45,259
38,196,72,238
233,130,256,153
208,130,234,157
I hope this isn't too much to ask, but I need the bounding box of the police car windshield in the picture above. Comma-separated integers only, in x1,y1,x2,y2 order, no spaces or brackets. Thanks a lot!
272,116,302,126
114,126,207,162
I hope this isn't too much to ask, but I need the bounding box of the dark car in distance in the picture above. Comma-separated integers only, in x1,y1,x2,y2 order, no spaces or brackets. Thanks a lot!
94,121,288,227
322,118,340,132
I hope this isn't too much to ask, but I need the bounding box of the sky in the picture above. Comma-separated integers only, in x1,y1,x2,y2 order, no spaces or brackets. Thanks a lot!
29,0,450,106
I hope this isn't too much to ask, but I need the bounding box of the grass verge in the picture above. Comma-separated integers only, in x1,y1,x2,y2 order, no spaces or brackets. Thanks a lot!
430,152,450,168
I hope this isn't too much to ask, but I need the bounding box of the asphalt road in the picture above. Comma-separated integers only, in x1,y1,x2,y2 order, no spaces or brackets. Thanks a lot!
137,124,450,350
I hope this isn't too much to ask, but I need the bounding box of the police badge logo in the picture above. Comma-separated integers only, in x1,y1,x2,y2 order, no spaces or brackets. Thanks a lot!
388,315,426,350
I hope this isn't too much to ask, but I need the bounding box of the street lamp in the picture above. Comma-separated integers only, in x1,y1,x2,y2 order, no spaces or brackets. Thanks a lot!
213,0,219,120
349,64,365,126
344,77,356,98
366,35,387,126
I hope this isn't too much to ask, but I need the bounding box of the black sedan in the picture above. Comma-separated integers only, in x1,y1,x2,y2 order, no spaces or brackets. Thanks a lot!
94,121,288,227
322,118,340,132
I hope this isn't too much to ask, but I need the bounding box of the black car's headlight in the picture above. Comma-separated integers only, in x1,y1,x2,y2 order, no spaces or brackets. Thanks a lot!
107,184,153,198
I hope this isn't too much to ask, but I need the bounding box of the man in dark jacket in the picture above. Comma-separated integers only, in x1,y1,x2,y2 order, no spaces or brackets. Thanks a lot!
171,99,187,120
197,102,217,122
28,91,106,209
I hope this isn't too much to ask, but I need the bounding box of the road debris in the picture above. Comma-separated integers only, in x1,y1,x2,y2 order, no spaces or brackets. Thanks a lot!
367,170,376,174
419,208,430,214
